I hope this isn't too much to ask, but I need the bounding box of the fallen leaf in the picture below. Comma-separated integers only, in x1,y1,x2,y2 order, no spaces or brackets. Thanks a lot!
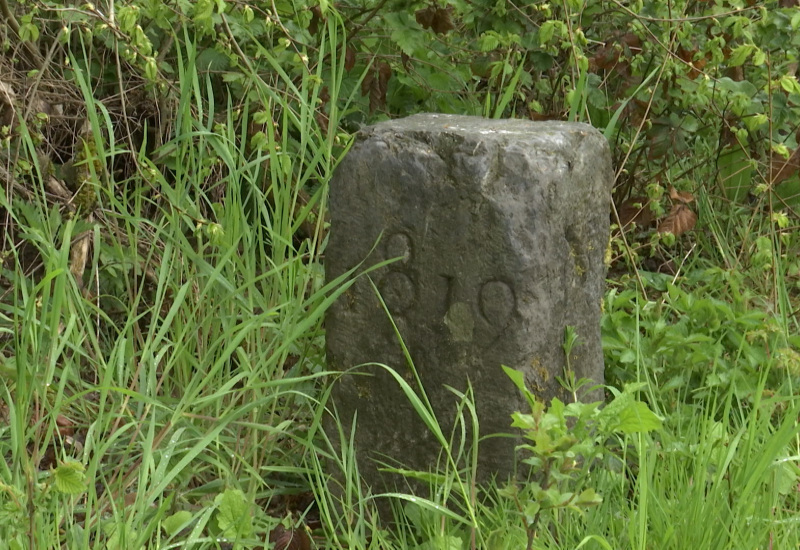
770,147,800,185
56,414,75,437
617,196,654,229
269,525,311,550
657,204,697,236
668,186,695,204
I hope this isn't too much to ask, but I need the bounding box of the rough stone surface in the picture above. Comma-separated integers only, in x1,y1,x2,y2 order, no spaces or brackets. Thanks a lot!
325,113,613,492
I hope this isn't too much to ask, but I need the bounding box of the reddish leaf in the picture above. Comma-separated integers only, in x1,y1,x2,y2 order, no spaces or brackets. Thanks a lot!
56,414,75,437
308,5,323,35
668,186,695,204
431,6,454,34
677,45,708,79
589,33,641,72
415,7,435,29
361,61,392,113
360,71,373,98
657,204,697,237
344,47,356,73
269,525,311,550
617,196,654,229
770,147,800,185
415,6,454,34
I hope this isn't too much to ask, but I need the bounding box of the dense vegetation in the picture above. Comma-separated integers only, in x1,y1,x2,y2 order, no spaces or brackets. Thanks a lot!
1,0,799,548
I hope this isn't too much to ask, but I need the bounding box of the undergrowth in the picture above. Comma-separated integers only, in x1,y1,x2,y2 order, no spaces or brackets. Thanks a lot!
1,0,799,549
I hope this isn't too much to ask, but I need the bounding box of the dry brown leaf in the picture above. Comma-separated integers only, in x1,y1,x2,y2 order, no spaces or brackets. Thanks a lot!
617,196,654,229
69,225,92,291
677,45,708,79
657,204,697,236
344,47,356,73
308,5,323,35
0,79,17,128
668,186,695,204
269,525,311,550
415,6,435,29
415,6,455,34
361,61,392,113
770,147,800,185
56,414,75,437
590,32,641,71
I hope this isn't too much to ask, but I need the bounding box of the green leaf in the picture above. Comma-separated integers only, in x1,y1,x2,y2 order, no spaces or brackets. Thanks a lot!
487,526,527,550
105,524,137,550
523,501,541,522
54,460,86,495
478,32,501,52
728,44,753,67
215,489,253,539
417,535,463,550
502,365,527,393
779,75,800,95
385,12,427,56
752,48,766,66
162,511,193,536
575,488,603,506
20,23,40,42
616,401,662,434
511,412,537,430
717,77,757,96
539,21,556,45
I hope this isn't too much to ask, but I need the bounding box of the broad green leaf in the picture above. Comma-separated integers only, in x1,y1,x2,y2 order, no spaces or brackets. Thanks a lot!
487,526,527,550
385,12,426,56
417,535,462,550
502,365,526,393
616,401,662,434
105,524,137,550
215,489,253,539
575,488,603,506
728,44,753,66
54,460,86,495
539,21,556,45
752,48,766,66
478,32,500,52
523,501,541,522
511,412,536,430
779,75,800,95
163,511,193,536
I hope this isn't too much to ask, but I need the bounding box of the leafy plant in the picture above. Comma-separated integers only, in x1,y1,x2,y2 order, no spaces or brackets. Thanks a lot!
603,268,800,408
502,365,660,550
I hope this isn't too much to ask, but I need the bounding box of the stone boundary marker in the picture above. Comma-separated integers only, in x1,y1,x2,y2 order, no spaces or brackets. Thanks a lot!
325,113,613,493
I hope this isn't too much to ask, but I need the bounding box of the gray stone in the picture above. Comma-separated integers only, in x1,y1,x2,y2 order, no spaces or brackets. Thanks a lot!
325,113,612,493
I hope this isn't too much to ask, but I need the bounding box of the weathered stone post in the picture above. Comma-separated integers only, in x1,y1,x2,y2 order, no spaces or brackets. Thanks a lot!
325,114,613,492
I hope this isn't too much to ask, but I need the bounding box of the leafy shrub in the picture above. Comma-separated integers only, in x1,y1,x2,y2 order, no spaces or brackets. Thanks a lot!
500,365,660,549
603,268,800,408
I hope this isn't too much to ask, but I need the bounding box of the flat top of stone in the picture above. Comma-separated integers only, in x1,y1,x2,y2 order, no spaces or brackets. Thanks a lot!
362,113,598,139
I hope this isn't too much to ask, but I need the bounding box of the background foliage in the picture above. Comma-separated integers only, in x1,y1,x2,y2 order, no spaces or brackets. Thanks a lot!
2,0,800,548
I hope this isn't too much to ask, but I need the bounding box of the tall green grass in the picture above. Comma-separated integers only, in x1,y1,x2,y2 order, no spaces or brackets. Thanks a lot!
0,13,375,548
2,6,800,550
